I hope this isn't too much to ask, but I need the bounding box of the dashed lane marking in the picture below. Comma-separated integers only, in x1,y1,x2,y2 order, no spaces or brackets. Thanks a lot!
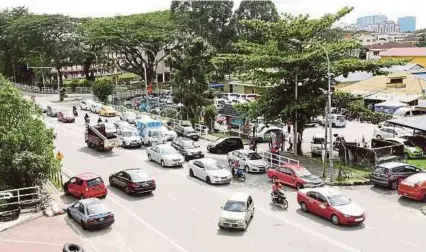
190,206,200,214
242,236,253,242
168,194,177,201
0,239,62,246
400,240,419,248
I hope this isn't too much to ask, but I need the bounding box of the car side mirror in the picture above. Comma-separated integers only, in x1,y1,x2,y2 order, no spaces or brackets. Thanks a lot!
378,125,382,128
220,206,223,209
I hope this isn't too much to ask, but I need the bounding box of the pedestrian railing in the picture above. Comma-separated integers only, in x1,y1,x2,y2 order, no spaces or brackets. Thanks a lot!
262,151,300,167
0,186,42,215
75,87,91,93
41,87,56,94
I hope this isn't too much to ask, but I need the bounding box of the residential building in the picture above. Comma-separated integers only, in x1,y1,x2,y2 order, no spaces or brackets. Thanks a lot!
398,16,416,32
363,43,416,60
380,48,426,67
365,21,401,33
399,35,419,45
357,15,388,29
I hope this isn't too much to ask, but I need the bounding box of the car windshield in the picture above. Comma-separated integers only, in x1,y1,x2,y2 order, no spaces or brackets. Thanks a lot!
105,123,115,130
403,141,416,147
327,194,351,207
151,130,162,137
294,168,312,177
206,162,224,170
183,127,196,133
128,171,149,182
160,147,176,155
313,138,324,144
246,152,262,160
87,203,108,215
223,201,246,212
87,178,103,187
215,138,225,143
336,116,345,120
123,131,137,137
183,141,197,149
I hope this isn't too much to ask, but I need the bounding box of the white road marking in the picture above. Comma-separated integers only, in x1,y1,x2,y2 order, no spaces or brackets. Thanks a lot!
108,196,191,252
242,236,253,242
363,225,374,230
0,239,62,246
400,240,419,248
190,206,200,214
168,194,177,201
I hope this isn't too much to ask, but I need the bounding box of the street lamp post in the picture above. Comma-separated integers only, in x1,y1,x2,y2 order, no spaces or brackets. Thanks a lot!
29,50,45,88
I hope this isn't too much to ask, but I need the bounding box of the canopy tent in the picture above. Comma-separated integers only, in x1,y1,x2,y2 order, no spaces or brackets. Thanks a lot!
374,100,407,114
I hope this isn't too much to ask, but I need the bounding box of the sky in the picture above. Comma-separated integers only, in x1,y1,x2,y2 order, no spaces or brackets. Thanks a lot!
0,0,424,29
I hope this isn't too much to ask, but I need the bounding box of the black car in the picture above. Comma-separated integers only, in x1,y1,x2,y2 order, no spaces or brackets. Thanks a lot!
46,105,59,117
174,125,200,141
207,137,244,154
171,137,204,161
0,192,21,221
109,168,156,195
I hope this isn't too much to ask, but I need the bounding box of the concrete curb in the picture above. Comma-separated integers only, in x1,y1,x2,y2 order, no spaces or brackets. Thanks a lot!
420,206,426,216
325,180,371,186
0,212,44,232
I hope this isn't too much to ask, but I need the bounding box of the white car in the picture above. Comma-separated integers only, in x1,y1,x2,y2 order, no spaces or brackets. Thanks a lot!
119,130,142,148
161,126,178,141
147,144,184,167
218,192,254,230
90,103,103,114
227,150,269,173
114,121,133,134
322,114,347,128
373,126,411,140
120,112,137,124
80,100,94,111
188,158,232,184
104,123,117,135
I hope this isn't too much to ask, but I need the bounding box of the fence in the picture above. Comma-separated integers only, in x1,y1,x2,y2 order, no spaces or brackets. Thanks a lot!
262,151,300,167
113,89,144,100
0,186,42,215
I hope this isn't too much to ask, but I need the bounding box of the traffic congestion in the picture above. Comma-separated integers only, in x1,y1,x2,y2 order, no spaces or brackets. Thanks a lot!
35,94,426,252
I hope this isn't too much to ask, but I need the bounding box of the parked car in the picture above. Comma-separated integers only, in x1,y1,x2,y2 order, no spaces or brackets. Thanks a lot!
120,112,137,124
321,114,347,128
218,192,254,230
58,111,75,123
227,150,269,173
171,137,204,161
46,106,59,117
80,100,94,111
255,124,282,143
384,138,423,159
109,168,156,195
63,173,108,199
0,192,21,221
188,158,232,184
207,137,244,154
161,126,178,141
114,121,133,134
99,106,116,117
147,144,185,167
104,122,117,137
371,162,421,189
398,173,426,201
402,135,426,152
38,103,48,113
90,103,103,114
297,188,365,226
174,125,200,141
310,134,325,157
118,129,142,148
373,126,411,140
267,164,324,189
67,198,114,230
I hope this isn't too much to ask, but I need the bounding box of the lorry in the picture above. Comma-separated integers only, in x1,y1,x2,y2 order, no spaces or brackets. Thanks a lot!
136,116,167,146
85,124,120,151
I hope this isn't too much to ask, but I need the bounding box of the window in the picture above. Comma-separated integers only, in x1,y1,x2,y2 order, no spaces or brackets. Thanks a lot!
391,166,404,173
247,196,253,207
403,166,417,173
316,193,328,203
79,205,85,214
76,179,84,186
373,51,380,56
194,161,204,168
87,178,103,187
69,178,77,184
388,78,403,84
306,191,318,200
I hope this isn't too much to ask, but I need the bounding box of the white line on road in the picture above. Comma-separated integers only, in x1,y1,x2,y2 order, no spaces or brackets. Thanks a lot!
108,196,191,252
401,240,419,248
190,206,200,214
242,236,253,242
168,194,177,201
0,239,62,246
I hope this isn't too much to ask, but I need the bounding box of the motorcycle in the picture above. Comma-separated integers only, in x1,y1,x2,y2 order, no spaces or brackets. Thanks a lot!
73,106,78,117
231,167,246,182
271,189,288,209
85,117,90,124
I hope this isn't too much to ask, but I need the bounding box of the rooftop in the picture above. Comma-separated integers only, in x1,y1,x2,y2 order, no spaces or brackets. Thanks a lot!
228,192,250,201
380,47,426,57
76,173,100,180
299,187,340,197
387,115,426,132
365,43,416,50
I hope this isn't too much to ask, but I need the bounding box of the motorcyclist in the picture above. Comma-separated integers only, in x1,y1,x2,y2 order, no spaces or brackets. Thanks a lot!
84,113,89,120
104,119,108,123
272,180,284,200
231,160,243,177
98,117,103,124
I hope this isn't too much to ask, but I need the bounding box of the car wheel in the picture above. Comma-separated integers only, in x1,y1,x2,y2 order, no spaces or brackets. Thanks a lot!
376,135,383,140
67,209,71,218
124,187,131,195
206,176,211,184
332,123,336,128
63,243,84,252
80,194,85,200
189,169,194,177
300,202,308,212
391,180,398,190
81,221,88,230
331,214,340,225
272,176,278,183
296,183,303,190
244,165,250,173
148,154,152,161
122,142,126,148
161,160,166,167
109,178,114,187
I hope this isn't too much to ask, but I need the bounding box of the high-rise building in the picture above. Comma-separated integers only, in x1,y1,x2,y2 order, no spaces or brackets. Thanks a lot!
398,16,416,32
357,15,388,29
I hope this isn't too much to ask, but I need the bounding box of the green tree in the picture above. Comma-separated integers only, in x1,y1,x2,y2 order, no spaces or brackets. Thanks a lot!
214,7,405,155
88,11,179,88
0,75,59,189
91,78,114,103
169,36,216,121
203,104,217,132
417,33,426,47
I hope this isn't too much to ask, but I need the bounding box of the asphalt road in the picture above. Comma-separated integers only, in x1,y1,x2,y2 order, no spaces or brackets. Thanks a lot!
35,96,426,252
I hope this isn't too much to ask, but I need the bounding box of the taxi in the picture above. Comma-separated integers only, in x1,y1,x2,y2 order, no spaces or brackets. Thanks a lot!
99,106,117,117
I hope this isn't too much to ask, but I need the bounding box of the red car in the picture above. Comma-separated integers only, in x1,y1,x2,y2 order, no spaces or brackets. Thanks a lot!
266,164,324,189
398,173,426,201
58,111,75,123
63,173,107,199
297,188,365,226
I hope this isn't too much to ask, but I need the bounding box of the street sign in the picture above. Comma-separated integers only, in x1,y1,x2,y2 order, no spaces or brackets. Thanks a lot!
56,151,64,161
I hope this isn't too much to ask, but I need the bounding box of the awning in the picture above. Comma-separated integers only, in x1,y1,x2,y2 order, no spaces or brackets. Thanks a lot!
209,83,224,88
387,115,426,132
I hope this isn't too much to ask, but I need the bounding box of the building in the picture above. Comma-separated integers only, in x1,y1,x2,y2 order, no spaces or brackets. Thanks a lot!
365,21,401,33
363,43,416,60
357,15,388,29
399,35,419,45
380,47,426,67
398,16,416,32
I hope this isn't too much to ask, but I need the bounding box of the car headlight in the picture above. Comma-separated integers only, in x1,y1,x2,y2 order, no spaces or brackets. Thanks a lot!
219,218,225,222
213,176,219,179
304,183,313,187
343,214,353,218
237,220,244,224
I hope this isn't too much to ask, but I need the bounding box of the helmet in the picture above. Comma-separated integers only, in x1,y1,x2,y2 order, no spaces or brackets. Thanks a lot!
274,180,280,186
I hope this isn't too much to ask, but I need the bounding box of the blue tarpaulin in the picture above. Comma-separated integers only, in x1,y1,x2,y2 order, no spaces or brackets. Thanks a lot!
209,83,225,88
374,100,407,114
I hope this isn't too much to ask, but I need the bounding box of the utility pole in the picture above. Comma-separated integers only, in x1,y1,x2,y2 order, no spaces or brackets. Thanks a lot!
294,74,298,156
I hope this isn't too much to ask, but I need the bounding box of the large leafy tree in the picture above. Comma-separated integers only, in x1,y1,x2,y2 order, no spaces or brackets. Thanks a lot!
170,0,235,53
0,75,59,188
87,11,179,87
169,36,216,122
214,7,404,155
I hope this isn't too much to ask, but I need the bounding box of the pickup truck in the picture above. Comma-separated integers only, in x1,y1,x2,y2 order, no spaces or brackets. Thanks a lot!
85,124,120,151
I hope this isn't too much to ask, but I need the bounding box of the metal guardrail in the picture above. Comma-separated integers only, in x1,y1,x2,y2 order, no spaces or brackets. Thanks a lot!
262,151,300,167
0,186,41,211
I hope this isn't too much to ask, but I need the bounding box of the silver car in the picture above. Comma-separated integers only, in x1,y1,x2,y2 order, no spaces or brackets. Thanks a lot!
147,144,184,167
67,198,114,230
120,112,137,124
227,150,269,173
119,130,142,148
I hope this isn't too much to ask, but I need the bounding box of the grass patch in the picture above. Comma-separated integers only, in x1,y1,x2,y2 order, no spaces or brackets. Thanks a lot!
333,162,371,182
407,159,426,170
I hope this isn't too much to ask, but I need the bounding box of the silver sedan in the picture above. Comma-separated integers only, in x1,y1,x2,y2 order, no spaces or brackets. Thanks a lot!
67,198,114,230
147,144,184,167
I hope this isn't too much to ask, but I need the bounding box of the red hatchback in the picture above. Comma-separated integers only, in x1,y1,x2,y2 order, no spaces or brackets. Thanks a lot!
398,173,426,201
63,173,107,199
266,164,324,190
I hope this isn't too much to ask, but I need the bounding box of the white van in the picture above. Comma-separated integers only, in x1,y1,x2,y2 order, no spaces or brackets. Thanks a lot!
223,93,240,101
393,106,426,118
322,114,346,128
310,134,325,157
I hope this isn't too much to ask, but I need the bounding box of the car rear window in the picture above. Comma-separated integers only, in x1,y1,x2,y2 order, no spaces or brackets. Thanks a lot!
87,203,108,215
313,138,324,144
375,166,389,174
87,178,103,187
